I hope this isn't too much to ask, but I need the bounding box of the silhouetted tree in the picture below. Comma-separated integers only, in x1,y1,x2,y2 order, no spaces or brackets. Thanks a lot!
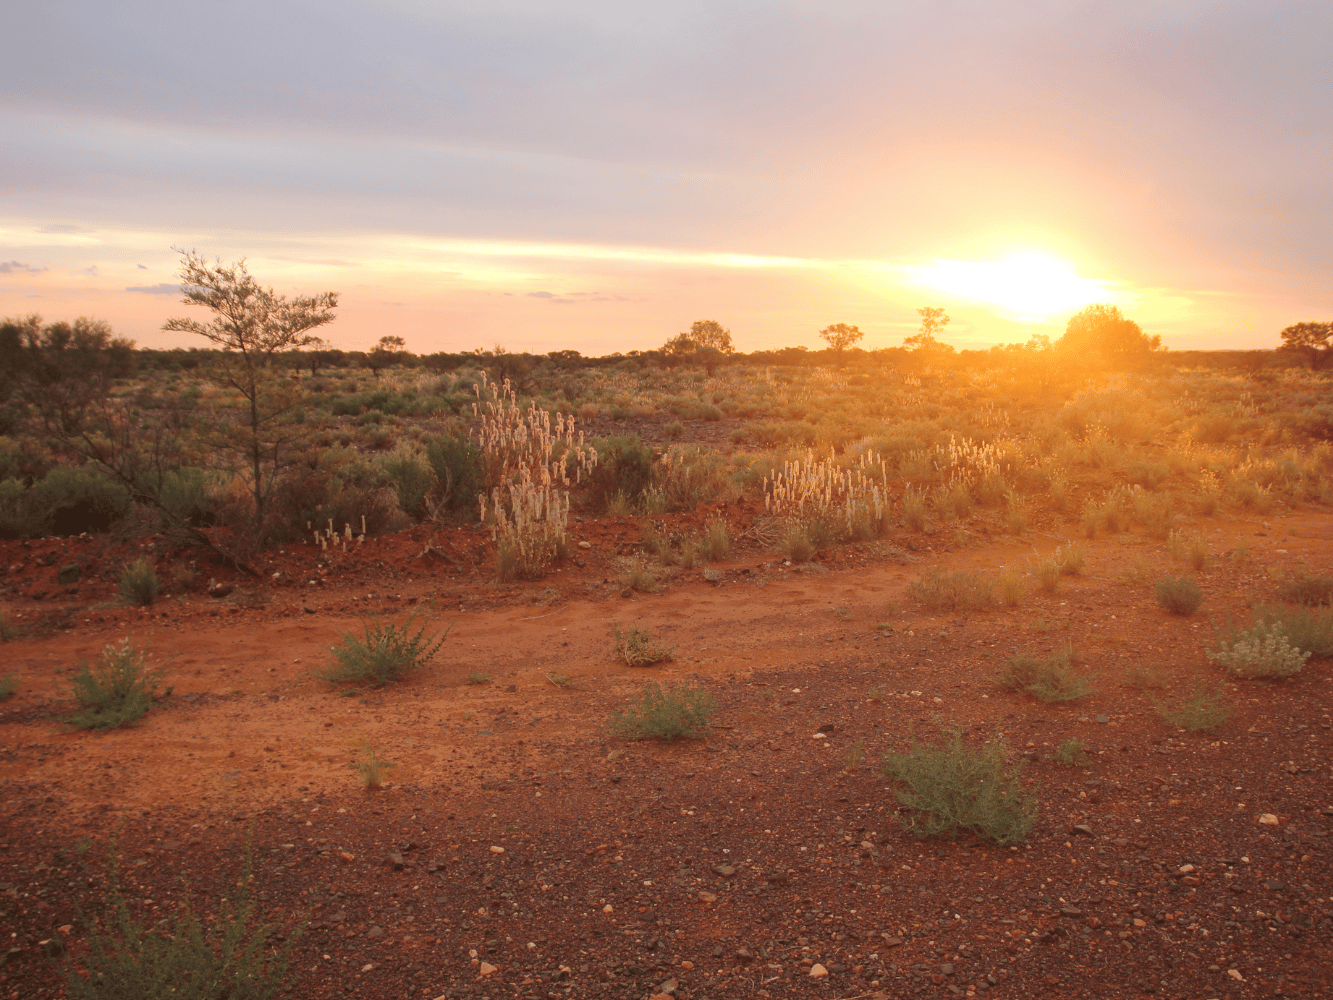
1057,304,1161,368
1278,321,1333,370
818,322,864,361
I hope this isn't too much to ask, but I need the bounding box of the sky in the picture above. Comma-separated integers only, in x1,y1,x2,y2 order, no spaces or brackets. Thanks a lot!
2,1,1331,356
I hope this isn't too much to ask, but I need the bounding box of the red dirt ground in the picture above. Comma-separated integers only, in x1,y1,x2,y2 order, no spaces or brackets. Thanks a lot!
2,501,1331,999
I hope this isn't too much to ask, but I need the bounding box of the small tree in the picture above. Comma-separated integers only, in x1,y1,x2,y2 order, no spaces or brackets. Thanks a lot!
367,335,406,377
681,320,733,354
903,307,954,353
1057,304,1161,368
1278,321,1333,370
162,252,337,540
818,322,864,360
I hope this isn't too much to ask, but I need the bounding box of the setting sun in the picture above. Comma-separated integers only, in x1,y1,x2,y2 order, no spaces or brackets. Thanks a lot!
905,253,1111,319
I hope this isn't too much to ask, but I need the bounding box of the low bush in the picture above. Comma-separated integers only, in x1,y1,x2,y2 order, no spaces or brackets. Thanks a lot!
901,487,927,531
424,434,484,515
1253,603,1333,658
380,444,434,520
0,674,17,699
1053,738,1090,767
1152,677,1232,732
64,639,165,731
607,681,716,740
697,519,731,561
118,558,160,607
62,832,299,999
350,740,395,789
1207,618,1310,679
1278,573,1333,606
1031,555,1060,593
585,435,655,513
881,727,1038,844
998,569,1023,607
996,648,1093,702
908,569,995,611
1155,576,1203,615
315,609,449,688
612,624,675,667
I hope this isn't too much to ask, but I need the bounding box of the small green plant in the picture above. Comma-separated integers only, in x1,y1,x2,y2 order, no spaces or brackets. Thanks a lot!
0,609,17,642
118,558,160,607
545,672,574,689
350,739,396,789
779,523,816,563
1278,573,1333,606
1152,677,1232,732
315,608,449,688
834,605,852,620
607,681,716,740
1031,555,1060,593
907,569,995,611
901,487,927,531
882,727,1038,844
1155,575,1203,616
698,519,731,561
64,639,165,731
1207,618,1310,679
619,564,658,593
996,647,1093,703
62,830,299,1000
466,671,491,685
612,623,675,667
866,686,886,703
844,737,866,773
1053,738,1090,767
0,674,17,700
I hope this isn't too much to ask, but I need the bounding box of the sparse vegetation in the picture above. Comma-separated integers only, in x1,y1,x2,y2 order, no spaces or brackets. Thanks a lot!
1252,603,1333,658
1278,573,1333,606
118,558,160,607
612,623,675,666
1155,575,1203,616
1209,617,1311,678
882,727,1038,844
1123,664,1166,690
996,647,1093,703
998,569,1024,607
0,674,17,700
61,831,299,999
64,639,165,731
1053,738,1090,767
1152,677,1232,732
908,568,995,611
607,681,716,740
546,672,575,688
315,608,449,688
350,739,396,789
466,671,491,685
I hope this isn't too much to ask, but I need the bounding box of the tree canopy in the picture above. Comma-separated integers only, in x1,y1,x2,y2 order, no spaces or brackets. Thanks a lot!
818,323,864,357
1277,321,1333,370
903,307,954,353
1057,304,1161,367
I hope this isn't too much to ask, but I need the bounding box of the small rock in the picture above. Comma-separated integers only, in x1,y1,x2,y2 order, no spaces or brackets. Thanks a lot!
602,904,614,913
1258,814,1279,826
1095,715,1109,724
366,925,384,939
698,891,718,903
387,852,404,870
829,963,847,974
808,963,828,978
489,845,505,854
1178,863,1195,873
1060,906,1083,918
1072,824,1094,837
1264,880,1286,891
577,540,591,549
1227,968,1244,981
940,962,954,974
818,723,836,733
57,563,81,585
883,937,903,948
711,863,736,878
657,979,679,996
479,961,498,977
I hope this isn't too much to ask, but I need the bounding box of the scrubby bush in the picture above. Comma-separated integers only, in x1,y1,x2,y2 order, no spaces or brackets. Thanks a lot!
380,444,434,519
908,569,995,611
62,832,299,999
118,558,160,606
1152,677,1232,732
315,609,449,688
0,674,17,699
882,727,1038,844
996,647,1093,702
424,434,484,515
612,624,674,666
1209,618,1311,678
350,739,396,789
1155,576,1203,615
1252,603,1333,658
0,466,132,539
1278,573,1333,606
585,435,655,513
1053,738,1090,767
64,639,164,731
607,681,715,740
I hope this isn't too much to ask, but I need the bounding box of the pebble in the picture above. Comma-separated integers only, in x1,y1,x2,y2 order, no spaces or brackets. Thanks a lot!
1227,969,1245,981
602,904,614,913
489,845,505,853
808,963,828,978
698,891,718,903
366,926,384,939
479,961,498,976
711,864,736,878
1258,814,1279,825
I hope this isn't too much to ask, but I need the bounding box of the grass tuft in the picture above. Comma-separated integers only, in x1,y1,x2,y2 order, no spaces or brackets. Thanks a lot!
1053,738,1090,767
881,727,1038,844
0,674,17,700
1155,575,1203,616
996,647,1093,702
350,739,396,789
1152,677,1232,732
908,568,995,611
64,639,165,731
315,608,449,688
1278,574,1333,606
118,558,160,607
612,623,675,667
607,681,716,740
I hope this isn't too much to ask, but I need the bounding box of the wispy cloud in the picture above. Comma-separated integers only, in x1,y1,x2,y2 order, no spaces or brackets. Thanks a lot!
38,224,92,234
125,282,182,294
0,260,47,274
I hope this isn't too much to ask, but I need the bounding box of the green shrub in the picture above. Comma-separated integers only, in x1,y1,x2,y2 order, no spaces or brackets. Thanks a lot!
612,623,674,666
349,739,395,789
118,558,160,607
1253,603,1333,658
1155,576,1203,615
881,727,1038,844
1053,738,1090,767
1278,573,1333,606
607,681,716,740
158,467,217,527
424,434,484,515
466,671,490,685
64,639,165,731
0,674,17,699
1209,617,1311,678
779,523,816,563
315,609,449,688
585,435,655,513
380,445,434,519
0,467,133,539
1152,677,1232,732
908,569,995,611
996,647,1093,702
698,519,731,561
62,831,299,999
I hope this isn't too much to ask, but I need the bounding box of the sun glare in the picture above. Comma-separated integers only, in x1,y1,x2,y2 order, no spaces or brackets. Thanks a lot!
905,253,1110,318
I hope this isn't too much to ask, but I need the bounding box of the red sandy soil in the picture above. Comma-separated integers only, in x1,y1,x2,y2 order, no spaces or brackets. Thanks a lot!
1,503,1331,1000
